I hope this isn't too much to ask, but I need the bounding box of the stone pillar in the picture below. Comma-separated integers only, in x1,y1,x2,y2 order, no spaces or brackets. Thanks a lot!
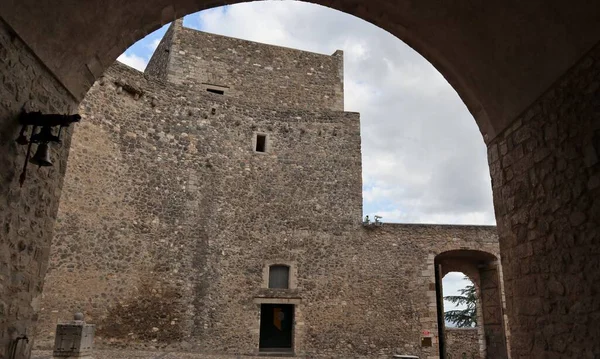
478,264,507,358
0,18,77,359
52,313,95,359
487,44,600,358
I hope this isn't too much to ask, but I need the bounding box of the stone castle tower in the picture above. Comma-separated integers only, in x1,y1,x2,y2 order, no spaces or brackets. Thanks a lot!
36,20,504,358
146,19,345,112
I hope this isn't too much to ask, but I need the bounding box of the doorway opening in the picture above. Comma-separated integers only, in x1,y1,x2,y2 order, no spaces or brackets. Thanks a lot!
259,304,295,353
434,250,508,359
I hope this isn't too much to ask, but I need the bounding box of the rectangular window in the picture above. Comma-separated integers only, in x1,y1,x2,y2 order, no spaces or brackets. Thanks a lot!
206,88,224,95
256,134,267,152
268,265,289,289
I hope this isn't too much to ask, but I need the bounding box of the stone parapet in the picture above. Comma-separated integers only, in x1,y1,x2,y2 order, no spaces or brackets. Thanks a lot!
145,19,344,112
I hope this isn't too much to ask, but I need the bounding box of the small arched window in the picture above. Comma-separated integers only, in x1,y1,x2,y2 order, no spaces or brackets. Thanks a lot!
268,265,290,289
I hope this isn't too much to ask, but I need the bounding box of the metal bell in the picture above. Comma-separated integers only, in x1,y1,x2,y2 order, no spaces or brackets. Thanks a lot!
30,142,53,167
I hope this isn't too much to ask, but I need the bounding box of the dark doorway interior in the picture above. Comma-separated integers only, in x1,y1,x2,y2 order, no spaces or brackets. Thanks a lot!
259,304,294,352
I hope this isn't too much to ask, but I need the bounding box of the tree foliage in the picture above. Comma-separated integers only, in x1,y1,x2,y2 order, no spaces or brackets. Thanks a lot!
444,276,477,328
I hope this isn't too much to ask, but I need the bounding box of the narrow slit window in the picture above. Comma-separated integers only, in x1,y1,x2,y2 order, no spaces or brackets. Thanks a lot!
256,134,267,152
206,88,224,95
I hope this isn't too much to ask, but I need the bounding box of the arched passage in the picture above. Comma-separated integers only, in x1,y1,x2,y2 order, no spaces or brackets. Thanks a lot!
435,250,508,359
442,272,481,359
0,1,599,358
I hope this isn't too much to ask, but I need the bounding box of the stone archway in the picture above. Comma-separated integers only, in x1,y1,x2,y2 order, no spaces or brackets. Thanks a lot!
2,0,600,140
435,250,508,359
0,1,599,358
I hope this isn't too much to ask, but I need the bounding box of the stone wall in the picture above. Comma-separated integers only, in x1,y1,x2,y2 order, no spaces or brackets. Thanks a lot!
156,20,344,111
0,17,77,359
36,61,361,351
445,328,480,359
487,42,600,358
36,61,502,358
144,21,176,81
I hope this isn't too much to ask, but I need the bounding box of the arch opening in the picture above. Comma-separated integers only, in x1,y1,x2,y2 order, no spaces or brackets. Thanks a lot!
2,0,600,358
31,4,501,357
442,272,480,359
434,250,508,359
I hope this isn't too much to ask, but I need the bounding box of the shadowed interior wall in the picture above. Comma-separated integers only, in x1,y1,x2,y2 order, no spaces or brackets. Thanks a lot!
487,43,600,358
0,20,77,359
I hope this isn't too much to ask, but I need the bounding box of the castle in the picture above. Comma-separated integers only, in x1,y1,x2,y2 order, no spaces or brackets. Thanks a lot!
36,20,506,359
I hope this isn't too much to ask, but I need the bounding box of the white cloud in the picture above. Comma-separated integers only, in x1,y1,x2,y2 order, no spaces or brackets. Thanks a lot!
190,1,495,225
147,38,161,51
443,271,474,311
116,53,148,71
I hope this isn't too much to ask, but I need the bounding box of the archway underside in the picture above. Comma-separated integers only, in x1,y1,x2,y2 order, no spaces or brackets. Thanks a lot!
1,0,600,140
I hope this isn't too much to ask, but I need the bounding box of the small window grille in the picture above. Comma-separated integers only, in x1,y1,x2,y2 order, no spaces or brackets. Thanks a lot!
256,134,267,152
268,265,290,289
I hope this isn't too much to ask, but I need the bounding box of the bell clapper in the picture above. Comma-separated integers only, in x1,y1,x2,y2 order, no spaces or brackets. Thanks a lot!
15,124,29,145
19,125,37,187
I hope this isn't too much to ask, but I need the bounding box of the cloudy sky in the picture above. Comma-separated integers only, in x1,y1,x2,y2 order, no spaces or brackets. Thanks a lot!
117,1,493,312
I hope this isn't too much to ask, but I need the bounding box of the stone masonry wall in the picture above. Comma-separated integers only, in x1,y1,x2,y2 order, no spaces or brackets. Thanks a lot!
0,17,77,359
144,21,176,82
36,61,361,350
445,328,480,359
487,42,600,358
157,20,344,111
36,60,502,359
358,224,499,359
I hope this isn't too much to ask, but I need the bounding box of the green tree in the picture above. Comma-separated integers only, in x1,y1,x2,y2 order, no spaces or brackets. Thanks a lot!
444,277,477,327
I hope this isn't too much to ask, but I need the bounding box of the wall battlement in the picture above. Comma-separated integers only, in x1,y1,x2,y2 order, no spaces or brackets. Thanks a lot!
145,19,344,111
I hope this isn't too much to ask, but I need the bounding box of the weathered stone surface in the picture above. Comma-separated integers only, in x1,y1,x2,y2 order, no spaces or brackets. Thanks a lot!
146,19,344,112
36,26,499,358
445,328,480,359
487,42,600,358
0,19,77,359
